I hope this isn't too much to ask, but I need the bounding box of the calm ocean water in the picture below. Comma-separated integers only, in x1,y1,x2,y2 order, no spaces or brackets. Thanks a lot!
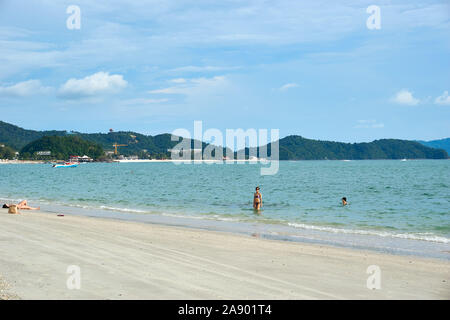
1,160,449,258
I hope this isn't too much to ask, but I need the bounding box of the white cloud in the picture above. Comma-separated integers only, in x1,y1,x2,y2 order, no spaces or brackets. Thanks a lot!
170,78,187,83
58,72,127,99
0,79,52,97
435,91,450,105
279,83,299,91
149,76,228,96
355,120,384,129
123,98,169,105
391,89,420,106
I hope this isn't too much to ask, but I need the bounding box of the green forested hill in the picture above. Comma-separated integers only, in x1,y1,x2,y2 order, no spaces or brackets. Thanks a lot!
0,121,206,158
0,120,66,150
279,136,448,159
417,138,450,155
77,132,213,158
20,136,104,160
247,136,448,160
0,143,16,159
77,132,181,157
0,121,448,160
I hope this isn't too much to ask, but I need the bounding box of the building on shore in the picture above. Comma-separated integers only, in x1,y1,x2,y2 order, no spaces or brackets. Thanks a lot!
69,155,93,163
118,155,138,160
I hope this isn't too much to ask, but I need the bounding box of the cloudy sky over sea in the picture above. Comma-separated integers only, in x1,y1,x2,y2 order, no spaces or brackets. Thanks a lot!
0,0,449,142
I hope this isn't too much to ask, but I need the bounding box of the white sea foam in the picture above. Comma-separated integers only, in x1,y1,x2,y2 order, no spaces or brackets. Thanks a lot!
98,205,148,214
161,212,240,222
37,201,150,215
287,222,450,244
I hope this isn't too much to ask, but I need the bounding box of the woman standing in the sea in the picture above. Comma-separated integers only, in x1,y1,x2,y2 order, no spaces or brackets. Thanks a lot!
253,187,262,211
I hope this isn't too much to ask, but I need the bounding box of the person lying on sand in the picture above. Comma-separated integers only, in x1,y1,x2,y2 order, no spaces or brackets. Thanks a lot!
2,200,40,210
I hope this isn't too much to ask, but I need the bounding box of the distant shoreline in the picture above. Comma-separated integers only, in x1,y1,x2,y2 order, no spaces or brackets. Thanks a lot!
0,160,47,164
1,158,448,164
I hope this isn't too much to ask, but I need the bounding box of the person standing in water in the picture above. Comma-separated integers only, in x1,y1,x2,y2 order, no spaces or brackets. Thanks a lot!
253,187,262,210
341,197,348,206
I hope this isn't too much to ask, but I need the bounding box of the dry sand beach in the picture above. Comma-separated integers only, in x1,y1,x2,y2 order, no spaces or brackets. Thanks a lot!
0,209,448,300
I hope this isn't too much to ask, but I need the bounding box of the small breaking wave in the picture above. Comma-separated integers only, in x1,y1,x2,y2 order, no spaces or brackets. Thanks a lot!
98,205,148,214
161,212,241,222
287,222,450,244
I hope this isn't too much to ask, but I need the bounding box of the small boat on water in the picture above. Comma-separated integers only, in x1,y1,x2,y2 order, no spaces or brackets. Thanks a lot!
52,162,78,168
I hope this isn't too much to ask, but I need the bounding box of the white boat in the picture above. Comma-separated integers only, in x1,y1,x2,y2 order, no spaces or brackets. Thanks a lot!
52,162,78,168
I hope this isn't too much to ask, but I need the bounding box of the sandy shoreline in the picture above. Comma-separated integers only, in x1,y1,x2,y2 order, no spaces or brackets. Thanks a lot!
0,209,448,299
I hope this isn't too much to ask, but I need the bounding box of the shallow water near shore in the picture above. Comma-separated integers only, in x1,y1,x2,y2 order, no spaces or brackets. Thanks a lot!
1,160,449,259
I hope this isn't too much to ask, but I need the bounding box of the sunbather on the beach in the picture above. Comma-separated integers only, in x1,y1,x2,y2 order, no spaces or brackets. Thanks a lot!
2,200,40,210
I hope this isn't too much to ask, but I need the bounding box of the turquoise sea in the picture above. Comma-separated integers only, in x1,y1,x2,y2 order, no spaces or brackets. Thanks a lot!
1,160,449,259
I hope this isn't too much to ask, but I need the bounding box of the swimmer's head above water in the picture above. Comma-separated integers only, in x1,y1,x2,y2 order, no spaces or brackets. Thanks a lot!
342,197,347,206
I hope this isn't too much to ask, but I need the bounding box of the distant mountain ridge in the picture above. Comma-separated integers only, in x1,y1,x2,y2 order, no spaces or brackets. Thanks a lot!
247,135,448,160
21,136,104,160
0,120,66,150
417,138,450,155
0,120,448,160
0,120,193,158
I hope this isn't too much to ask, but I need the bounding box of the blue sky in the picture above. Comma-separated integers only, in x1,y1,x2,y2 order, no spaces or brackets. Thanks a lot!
0,0,449,142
